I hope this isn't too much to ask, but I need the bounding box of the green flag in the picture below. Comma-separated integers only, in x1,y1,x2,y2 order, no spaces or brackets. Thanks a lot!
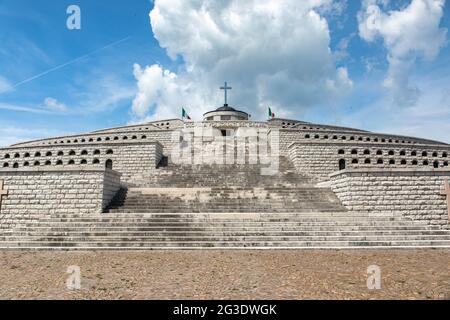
268,107,275,119
182,107,191,120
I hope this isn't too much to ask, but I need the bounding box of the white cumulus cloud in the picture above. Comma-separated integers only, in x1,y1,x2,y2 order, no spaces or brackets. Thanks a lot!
358,0,447,106
43,97,68,112
131,0,353,122
0,75,13,94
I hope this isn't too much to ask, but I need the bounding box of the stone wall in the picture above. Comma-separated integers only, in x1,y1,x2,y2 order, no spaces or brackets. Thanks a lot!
289,142,450,181
329,169,450,227
278,128,446,154
102,169,122,209
1,142,163,183
9,126,174,149
0,167,121,229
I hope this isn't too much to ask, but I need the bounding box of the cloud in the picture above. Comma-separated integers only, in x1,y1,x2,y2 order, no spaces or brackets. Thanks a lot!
0,102,52,114
131,0,353,122
74,74,135,114
0,75,13,94
339,69,450,144
358,0,447,106
334,33,356,62
0,73,134,118
131,64,184,120
318,0,349,29
11,37,131,89
43,97,68,112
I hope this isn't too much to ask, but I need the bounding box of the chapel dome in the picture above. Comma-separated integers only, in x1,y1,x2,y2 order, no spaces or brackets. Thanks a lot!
203,104,249,121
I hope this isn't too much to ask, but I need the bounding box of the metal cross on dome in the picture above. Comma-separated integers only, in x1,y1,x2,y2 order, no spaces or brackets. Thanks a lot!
220,81,232,106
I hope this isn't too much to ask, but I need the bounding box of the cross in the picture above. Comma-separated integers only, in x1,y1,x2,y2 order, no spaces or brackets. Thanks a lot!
441,179,450,220
0,180,8,211
220,81,232,105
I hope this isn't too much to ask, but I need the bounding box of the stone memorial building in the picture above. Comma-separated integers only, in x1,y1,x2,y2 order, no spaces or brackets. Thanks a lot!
1,87,450,249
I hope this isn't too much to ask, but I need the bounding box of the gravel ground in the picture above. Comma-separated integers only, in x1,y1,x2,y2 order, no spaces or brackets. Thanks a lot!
0,250,449,300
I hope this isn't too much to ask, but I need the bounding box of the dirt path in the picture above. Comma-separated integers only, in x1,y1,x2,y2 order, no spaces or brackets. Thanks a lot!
0,250,449,300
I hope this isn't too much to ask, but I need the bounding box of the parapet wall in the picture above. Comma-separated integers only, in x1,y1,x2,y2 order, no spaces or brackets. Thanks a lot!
289,142,450,181
329,169,450,227
1,141,163,183
279,128,446,154
0,167,121,229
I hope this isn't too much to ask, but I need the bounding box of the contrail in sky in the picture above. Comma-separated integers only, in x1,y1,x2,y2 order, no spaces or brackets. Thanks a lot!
13,36,131,88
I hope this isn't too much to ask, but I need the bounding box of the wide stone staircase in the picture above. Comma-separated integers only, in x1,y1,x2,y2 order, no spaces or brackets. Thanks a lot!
128,155,312,188
105,187,346,214
1,212,450,249
1,155,449,249
106,156,345,213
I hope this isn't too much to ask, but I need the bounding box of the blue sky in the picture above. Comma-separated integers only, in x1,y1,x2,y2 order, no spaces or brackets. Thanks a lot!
0,0,449,146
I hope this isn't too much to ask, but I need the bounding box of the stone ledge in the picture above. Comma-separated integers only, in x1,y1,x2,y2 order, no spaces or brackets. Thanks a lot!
329,168,450,178
8,130,168,148
0,166,121,175
0,141,163,152
288,141,450,149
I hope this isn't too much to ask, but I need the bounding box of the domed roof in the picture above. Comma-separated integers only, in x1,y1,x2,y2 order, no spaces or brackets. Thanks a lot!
203,104,249,121
215,105,238,112
204,104,248,116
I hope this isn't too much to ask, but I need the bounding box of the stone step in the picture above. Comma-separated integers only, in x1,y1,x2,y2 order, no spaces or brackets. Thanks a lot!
5,234,450,241
4,230,449,237
31,217,406,223
15,220,432,228
2,240,450,249
9,225,446,233
110,199,341,203
10,213,398,220
10,217,399,224
107,209,347,213
4,209,448,249
107,207,347,211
